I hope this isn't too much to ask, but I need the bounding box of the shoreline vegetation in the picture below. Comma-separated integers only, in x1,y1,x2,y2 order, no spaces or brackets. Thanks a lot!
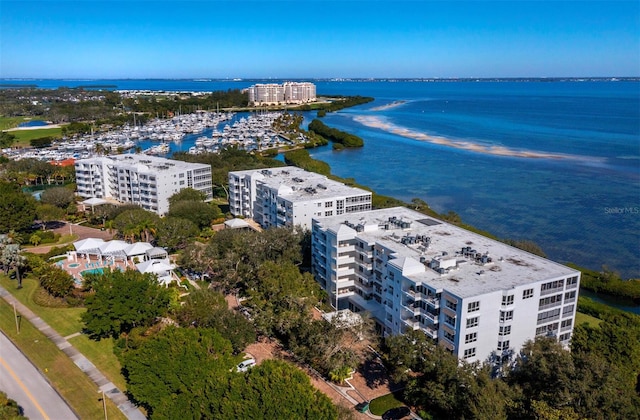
308,118,364,149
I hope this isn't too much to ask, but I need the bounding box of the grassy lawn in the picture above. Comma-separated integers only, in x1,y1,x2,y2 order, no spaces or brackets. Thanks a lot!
0,116,45,130
0,300,126,420
70,334,127,390
369,391,405,416
10,127,62,146
23,233,79,251
0,275,129,399
576,311,602,328
0,275,84,336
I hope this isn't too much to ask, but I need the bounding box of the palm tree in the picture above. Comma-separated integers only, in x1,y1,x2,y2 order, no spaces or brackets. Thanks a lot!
137,218,157,243
30,233,41,247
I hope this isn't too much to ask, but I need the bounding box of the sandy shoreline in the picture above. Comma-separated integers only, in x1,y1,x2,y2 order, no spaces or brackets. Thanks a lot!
353,115,597,161
369,100,407,112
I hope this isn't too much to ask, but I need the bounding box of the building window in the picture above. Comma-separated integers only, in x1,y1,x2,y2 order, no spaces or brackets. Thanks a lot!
541,279,564,293
467,301,480,313
562,305,575,315
444,314,456,327
463,348,476,359
446,299,458,311
467,316,479,328
523,288,534,299
502,295,514,306
325,211,333,217
497,340,510,351
561,318,573,329
443,331,455,342
499,325,511,336
564,291,576,303
559,332,571,341
539,293,563,310
566,276,578,289
325,201,333,208
465,332,477,344
537,308,561,324
499,310,513,322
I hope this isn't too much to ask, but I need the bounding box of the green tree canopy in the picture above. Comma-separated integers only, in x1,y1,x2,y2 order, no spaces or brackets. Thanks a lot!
221,360,338,419
168,188,206,206
40,186,75,208
189,227,305,292
121,326,236,419
404,343,512,419
36,203,65,227
81,269,171,339
155,217,199,252
0,390,27,420
0,132,16,148
174,289,255,353
39,265,75,298
167,200,221,230
112,208,160,242
0,181,36,233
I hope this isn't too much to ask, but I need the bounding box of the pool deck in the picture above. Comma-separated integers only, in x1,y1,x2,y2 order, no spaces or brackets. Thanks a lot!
55,256,133,285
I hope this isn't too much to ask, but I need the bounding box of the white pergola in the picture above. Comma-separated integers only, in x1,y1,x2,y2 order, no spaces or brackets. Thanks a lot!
81,197,109,213
136,259,175,286
224,218,251,230
124,242,153,265
98,240,130,264
73,238,106,261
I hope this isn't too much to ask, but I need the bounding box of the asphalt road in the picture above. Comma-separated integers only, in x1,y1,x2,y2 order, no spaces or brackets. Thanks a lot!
0,331,78,420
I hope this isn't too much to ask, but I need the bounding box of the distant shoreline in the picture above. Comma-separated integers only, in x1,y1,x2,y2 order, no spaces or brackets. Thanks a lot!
1,77,638,82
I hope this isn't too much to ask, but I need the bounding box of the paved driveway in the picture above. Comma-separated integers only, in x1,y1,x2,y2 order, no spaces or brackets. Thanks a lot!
27,222,114,254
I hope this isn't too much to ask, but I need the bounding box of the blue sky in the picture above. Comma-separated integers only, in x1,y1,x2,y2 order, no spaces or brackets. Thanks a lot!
1,1,639,78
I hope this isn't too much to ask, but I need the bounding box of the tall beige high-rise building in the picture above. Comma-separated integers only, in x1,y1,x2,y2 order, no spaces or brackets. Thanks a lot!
248,82,316,106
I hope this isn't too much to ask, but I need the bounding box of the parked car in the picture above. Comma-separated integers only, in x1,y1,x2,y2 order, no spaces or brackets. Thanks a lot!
382,406,411,420
236,358,256,373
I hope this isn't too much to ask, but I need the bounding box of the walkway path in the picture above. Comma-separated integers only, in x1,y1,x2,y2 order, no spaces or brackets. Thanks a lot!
0,286,146,420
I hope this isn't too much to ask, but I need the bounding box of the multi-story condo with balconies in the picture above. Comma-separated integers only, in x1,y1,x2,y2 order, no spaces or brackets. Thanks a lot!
248,82,316,106
311,207,580,363
75,154,212,215
228,166,372,230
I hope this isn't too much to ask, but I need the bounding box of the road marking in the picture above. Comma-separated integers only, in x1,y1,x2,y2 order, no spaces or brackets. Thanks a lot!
0,355,50,420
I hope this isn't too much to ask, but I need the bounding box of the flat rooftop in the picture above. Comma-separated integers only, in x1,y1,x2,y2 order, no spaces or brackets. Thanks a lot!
316,207,579,298
76,154,209,173
231,166,371,202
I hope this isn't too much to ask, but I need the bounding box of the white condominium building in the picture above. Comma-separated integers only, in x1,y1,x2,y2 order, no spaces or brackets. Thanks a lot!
228,166,372,230
75,154,212,215
248,82,316,106
311,207,580,363
283,82,317,104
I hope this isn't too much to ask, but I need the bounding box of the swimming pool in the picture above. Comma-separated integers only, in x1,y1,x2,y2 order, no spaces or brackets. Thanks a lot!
80,267,107,276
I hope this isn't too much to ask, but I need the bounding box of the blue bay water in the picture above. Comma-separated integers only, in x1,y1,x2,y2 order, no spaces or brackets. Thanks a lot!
309,81,640,279
2,79,639,278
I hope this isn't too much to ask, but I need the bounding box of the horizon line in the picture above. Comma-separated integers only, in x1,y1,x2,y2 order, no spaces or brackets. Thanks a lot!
1,76,639,82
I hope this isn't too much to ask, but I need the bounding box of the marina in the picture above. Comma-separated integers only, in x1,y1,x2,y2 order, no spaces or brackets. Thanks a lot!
1,110,301,162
